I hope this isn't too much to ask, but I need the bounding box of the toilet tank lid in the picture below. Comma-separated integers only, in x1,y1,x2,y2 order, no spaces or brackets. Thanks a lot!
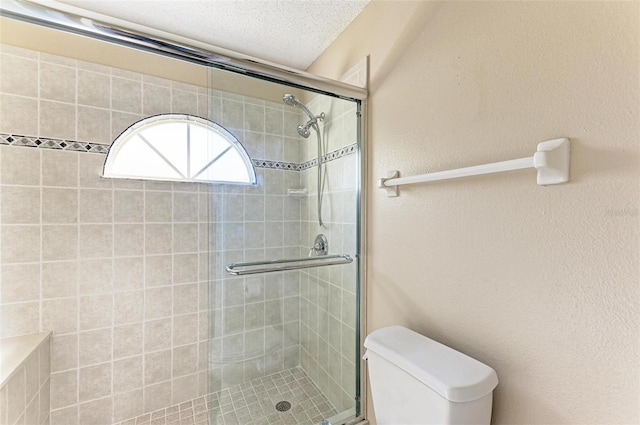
364,326,498,403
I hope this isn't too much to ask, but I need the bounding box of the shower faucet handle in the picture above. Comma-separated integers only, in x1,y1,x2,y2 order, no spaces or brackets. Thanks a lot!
311,234,328,256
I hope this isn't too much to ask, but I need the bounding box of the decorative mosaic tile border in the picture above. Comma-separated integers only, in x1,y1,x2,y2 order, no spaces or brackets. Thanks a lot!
0,133,111,154
0,133,357,171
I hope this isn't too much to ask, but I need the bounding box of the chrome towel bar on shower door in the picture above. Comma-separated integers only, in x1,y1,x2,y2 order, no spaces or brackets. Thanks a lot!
226,254,353,276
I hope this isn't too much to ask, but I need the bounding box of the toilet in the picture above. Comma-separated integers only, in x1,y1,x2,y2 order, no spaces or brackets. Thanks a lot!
364,326,498,425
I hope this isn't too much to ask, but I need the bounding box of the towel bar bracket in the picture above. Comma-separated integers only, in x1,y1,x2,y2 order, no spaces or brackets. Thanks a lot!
377,170,400,197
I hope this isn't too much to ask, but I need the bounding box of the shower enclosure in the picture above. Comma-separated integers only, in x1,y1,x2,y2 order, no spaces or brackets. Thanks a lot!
0,2,365,425
205,70,362,425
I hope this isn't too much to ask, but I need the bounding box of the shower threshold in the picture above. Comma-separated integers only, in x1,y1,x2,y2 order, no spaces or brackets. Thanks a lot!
114,367,337,425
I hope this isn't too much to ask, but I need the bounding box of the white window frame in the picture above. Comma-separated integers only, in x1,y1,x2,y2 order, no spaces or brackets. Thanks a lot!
102,114,256,185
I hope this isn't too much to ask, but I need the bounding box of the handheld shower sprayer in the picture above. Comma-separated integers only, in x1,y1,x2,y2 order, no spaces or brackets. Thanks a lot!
282,94,326,227
283,94,325,138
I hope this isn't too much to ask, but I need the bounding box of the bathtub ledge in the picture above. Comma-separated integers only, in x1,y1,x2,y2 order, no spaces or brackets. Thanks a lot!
0,331,52,387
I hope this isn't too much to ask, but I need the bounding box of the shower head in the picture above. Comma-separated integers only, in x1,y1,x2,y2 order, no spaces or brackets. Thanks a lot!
282,93,316,121
297,123,312,138
282,94,299,107
282,94,325,138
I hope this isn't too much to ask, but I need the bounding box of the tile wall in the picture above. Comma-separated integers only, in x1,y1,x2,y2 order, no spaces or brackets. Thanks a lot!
0,43,309,424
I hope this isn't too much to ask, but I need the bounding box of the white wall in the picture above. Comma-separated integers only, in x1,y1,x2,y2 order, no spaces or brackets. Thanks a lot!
309,1,640,423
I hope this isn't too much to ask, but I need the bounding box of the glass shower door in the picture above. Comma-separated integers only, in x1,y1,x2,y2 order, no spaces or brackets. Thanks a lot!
204,66,361,425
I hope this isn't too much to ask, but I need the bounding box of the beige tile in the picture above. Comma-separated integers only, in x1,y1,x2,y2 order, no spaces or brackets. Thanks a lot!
143,83,171,116
113,389,143,422
1,263,40,303
41,149,78,187
173,313,198,346
42,261,77,299
79,328,112,367
50,370,78,410
171,373,198,405
173,192,198,222
79,153,111,189
78,395,113,425
50,405,78,425
144,350,171,385
40,100,76,140
77,70,110,108
25,391,40,425
143,381,171,413
77,106,111,144
222,99,243,130
39,337,51,384
143,74,171,87
144,318,171,352
1,225,40,264
42,297,77,334
0,54,38,96
113,224,144,256
244,103,265,133
144,255,172,287
144,181,172,191
1,146,40,185
145,191,172,222
173,253,198,284
5,365,25,424
173,223,198,253
78,258,113,295
111,111,142,141
114,290,144,325
1,185,39,224
114,190,143,222
197,93,209,118
78,224,112,258
265,107,284,136
42,225,77,261
172,344,197,377
113,357,143,393
0,301,39,338
0,95,38,136
51,333,78,372
42,188,78,223
79,294,112,330
173,283,198,315
79,189,113,223
113,323,142,359
79,363,111,402
145,224,172,255
171,90,198,115
112,77,141,114
145,286,172,320
40,62,75,103
113,256,143,291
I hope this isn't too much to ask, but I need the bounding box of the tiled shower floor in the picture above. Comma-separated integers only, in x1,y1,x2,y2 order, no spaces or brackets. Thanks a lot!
115,367,338,425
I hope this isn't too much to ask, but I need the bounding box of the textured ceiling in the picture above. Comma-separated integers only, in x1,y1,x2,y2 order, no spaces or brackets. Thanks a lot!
52,0,369,70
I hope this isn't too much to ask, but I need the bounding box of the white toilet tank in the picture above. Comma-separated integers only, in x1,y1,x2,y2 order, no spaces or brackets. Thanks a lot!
364,326,498,425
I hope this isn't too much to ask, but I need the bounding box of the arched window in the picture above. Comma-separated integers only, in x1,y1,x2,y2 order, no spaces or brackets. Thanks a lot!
103,114,256,185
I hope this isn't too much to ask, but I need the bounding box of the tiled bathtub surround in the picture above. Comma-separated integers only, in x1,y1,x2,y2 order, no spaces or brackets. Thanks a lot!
113,367,337,425
0,332,51,425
